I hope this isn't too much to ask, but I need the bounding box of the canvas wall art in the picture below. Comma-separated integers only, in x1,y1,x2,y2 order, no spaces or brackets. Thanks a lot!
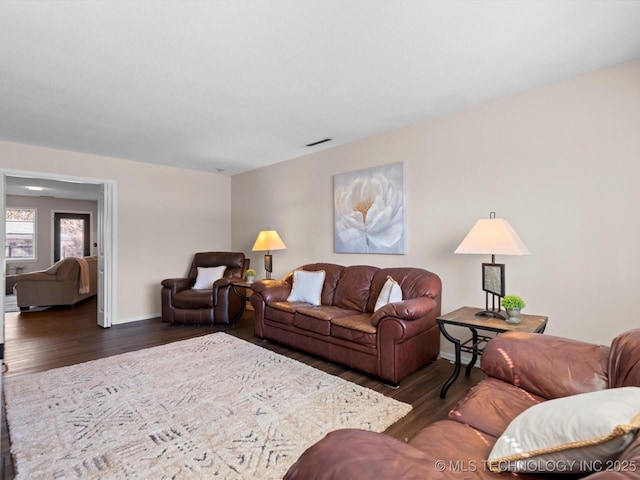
334,162,406,254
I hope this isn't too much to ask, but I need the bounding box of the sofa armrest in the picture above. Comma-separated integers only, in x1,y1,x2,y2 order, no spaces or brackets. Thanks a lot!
284,429,436,480
249,279,291,303
213,277,231,288
161,277,193,293
15,272,57,282
482,331,610,399
371,297,438,327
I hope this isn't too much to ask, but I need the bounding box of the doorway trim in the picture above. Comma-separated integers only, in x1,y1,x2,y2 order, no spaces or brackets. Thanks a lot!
1,169,117,329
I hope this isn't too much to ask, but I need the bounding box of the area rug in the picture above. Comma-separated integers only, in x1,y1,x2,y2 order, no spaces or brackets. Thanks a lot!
4,294,19,313
4,332,412,479
4,294,48,313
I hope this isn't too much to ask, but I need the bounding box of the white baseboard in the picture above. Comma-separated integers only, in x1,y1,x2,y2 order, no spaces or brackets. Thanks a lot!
439,351,481,369
112,313,160,325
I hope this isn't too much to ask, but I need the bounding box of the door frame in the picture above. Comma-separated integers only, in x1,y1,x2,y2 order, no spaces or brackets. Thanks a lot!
1,169,117,329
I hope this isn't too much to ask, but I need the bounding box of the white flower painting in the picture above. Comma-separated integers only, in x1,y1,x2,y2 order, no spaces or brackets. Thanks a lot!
334,162,406,254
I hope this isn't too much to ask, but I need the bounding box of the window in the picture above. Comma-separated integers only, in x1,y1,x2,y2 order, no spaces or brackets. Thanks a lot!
5,208,36,260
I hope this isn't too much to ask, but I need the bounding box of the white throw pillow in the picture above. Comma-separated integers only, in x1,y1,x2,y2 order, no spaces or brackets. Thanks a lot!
487,387,640,473
192,266,227,290
374,276,403,311
287,270,325,306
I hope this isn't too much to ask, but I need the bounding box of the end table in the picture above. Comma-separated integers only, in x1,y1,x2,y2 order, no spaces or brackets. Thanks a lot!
438,306,548,398
230,281,254,323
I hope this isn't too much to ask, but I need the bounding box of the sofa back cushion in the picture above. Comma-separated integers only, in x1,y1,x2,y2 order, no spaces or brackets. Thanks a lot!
483,332,610,399
608,328,640,388
53,257,79,280
334,265,378,312
366,268,442,312
190,252,245,279
50,256,96,285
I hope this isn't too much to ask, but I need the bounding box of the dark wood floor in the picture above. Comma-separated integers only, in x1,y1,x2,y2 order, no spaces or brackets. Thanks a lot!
1,297,485,479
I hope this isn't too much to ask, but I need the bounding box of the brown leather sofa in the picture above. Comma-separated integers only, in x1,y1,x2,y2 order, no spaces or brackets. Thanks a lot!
250,262,442,385
15,256,97,310
161,251,249,325
285,329,640,479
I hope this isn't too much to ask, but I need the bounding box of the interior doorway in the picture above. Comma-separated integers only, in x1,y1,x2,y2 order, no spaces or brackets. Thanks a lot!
1,170,117,332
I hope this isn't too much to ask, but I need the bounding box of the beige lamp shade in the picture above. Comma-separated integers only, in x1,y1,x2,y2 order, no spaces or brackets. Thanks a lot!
252,230,287,252
252,229,286,280
455,217,530,256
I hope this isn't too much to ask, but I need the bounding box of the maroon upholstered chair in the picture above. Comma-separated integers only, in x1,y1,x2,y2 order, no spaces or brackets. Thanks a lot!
161,251,249,325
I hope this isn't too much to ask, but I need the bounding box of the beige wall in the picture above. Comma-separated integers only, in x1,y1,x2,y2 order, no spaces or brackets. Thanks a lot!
6,194,98,272
1,141,231,323
231,59,640,348
2,60,638,347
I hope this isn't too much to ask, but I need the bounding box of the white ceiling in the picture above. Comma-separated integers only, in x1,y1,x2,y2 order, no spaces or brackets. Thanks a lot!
5,175,100,201
1,0,640,177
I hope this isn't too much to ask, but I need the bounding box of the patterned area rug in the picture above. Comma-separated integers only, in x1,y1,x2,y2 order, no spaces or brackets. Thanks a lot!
4,332,412,479
4,294,19,313
3,295,48,313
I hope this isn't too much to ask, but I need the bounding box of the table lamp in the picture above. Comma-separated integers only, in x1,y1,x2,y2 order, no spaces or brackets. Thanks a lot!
252,229,287,280
455,212,530,319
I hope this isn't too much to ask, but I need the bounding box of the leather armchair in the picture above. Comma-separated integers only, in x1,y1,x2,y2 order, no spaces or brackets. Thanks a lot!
161,252,249,325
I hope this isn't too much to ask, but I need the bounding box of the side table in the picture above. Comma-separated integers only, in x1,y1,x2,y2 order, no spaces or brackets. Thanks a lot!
437,306,548,398
6,275,18,295
230,281,254,323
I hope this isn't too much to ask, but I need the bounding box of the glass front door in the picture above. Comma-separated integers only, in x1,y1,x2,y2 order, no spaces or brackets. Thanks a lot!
54,212,91,261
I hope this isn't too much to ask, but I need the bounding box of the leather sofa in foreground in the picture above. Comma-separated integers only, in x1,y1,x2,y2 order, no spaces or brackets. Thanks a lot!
285,329,640,479
250,262,442,385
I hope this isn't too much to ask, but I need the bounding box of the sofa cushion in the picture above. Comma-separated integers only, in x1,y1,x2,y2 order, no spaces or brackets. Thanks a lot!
374,276,402,312
292,305,359,337
52,257,77,279
293,312,331,335
297,305,354,322
190,252,245,278
367,267,441,313
172,289,214,309
449,377,544,439
299,263,345,306
265,302,305,326
334,265,377,312
409,420,497,463
331,313,377,347
192,266,226,289
487,387,640,473
331,313,376,333
482,332,610,399
609,328,640,388
287,270,325,306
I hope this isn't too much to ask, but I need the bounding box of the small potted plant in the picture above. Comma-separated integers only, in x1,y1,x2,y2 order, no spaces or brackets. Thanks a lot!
12,265,27,275
245,268,257,284
501,295,526,324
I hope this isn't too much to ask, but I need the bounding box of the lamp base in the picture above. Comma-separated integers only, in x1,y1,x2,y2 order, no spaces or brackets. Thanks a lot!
478,291,507,320
264,253,273,280
475,309,507,320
